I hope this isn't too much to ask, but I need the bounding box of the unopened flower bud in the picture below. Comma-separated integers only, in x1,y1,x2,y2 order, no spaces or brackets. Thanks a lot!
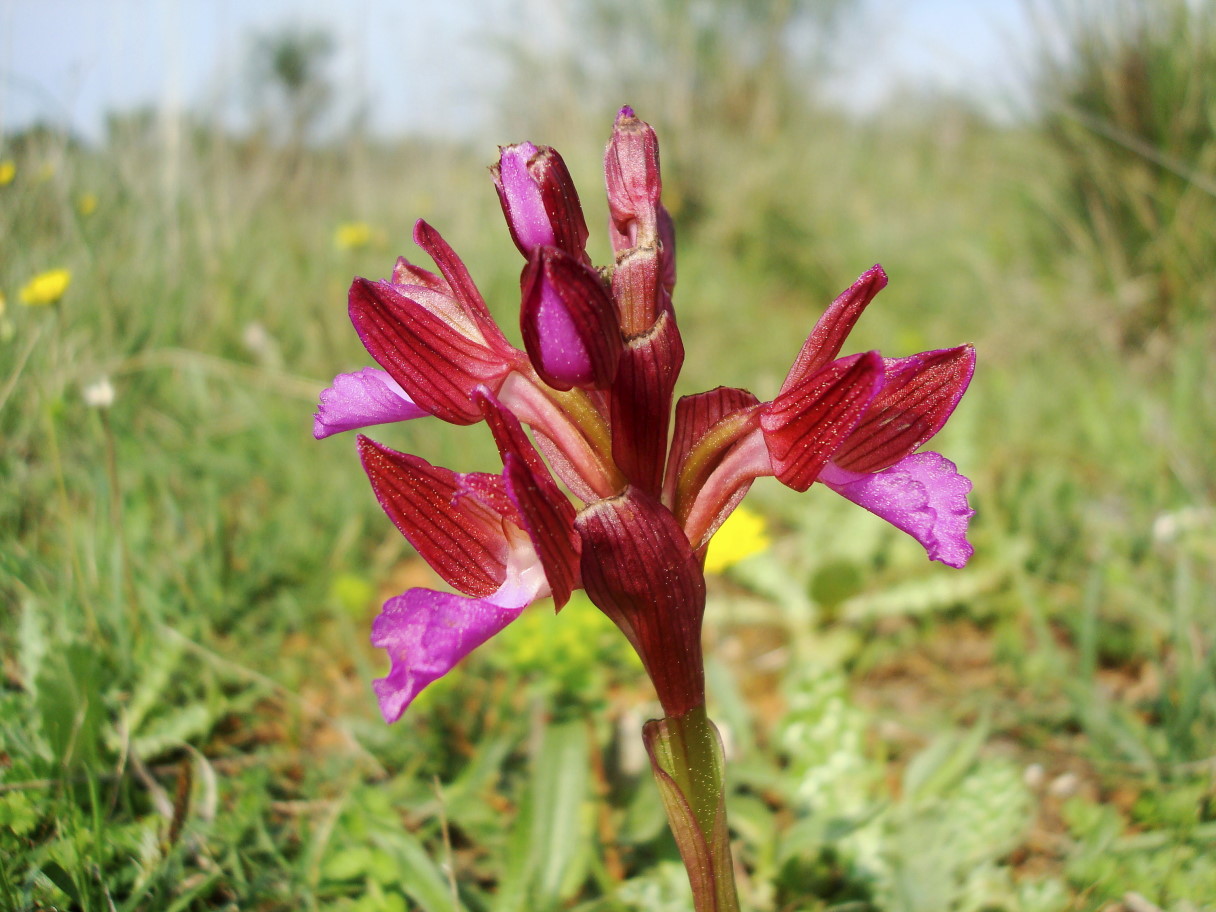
493,142,589,260
520,247,621,391
604,106,662,252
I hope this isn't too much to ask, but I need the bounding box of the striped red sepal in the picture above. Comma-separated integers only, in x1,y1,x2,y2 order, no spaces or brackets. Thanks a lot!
833,345,976,474
779,265,887,395
348,277,513,425
357,436,509,597
760,351,884,492
575,487,706,717
609,311,684,496
475,390,580,609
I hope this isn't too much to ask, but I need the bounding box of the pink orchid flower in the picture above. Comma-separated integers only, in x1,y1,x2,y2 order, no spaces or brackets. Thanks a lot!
316,107,975,724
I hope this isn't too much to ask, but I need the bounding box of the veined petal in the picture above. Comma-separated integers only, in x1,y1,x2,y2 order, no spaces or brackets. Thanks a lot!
412,220,513,354
610,310,684,496
833,345,975,474
392,256,449,294
313,368,430,439
576,487,706,716
371,544,547,722
349,277,513,425
475,388,581,609
358,436,509,597
760,351,885,492
779,265,887,395
665,386,762,517
680,429,773,553
503,454,580,609
818,452,975,568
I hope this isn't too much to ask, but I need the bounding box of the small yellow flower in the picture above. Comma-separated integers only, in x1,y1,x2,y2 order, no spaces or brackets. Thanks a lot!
0,161,14,186
334,221,375,251
19,268,72,306
77,192,98,216
704,505,772,574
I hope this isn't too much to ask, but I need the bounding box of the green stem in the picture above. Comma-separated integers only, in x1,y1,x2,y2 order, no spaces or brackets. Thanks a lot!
642,705,741,912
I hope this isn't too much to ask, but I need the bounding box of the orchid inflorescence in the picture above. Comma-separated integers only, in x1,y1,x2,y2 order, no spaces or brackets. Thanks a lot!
314,106,975,727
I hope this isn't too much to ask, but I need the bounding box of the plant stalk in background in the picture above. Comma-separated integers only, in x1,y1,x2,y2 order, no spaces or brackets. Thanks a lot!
315,107,975,909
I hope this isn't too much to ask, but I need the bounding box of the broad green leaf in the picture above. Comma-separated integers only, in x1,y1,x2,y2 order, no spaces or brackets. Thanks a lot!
131,703,218,760
372,828,461,912
497,718,592,912
529,719,592,906
35,643,106,768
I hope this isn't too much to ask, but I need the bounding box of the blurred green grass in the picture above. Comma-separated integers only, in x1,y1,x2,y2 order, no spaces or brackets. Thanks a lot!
3,3,1216,909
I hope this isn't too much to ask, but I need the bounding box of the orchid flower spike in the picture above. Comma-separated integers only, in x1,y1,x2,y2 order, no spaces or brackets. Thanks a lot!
315,107,976,724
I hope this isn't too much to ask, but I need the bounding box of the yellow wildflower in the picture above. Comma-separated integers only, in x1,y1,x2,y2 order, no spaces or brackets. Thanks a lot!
334,221,375,251
0,161,14,186
704,505,772,574
77,192,98,216
19,268,72,306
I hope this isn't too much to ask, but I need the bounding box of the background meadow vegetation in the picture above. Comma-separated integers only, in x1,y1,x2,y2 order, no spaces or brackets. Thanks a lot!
2,1,1215,910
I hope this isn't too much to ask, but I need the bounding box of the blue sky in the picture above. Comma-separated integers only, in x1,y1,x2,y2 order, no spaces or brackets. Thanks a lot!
0,0,1031,140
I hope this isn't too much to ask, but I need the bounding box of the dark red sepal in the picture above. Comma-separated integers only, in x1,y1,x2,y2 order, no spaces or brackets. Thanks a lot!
576,487,706,717
348,277,513,425
502,454,580,609
833,344,976,474
779,265,888,395
357,435,507,598
609,311,685,496
760,351,885,491
534,147,591,261
474,389,580,609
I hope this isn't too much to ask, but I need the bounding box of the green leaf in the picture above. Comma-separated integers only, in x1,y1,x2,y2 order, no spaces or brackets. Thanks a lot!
35,643,106,768
529,719,592,904
901,718,989,803
18,599,49,695
130,702,218,760
371,828,460,912
497,718,593,912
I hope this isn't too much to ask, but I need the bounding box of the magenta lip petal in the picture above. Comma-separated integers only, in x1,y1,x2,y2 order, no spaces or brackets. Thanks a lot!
313,368,430,439
371,568,541,722
818,452,975,568
497,142,555,253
